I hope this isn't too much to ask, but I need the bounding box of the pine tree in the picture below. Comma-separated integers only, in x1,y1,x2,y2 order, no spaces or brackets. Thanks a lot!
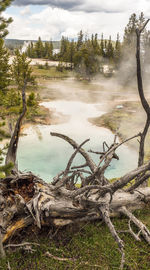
106,35,114,60
100,33,105,57
5,50,36,168
26,43,31,57
49,41,53,60
0,0,13,99
60,36,68,60
74,38,99,80
35,37,44,58
144,30,150,66
0,0,13,176
68,40,75,70
0,0,13,38
123,12,148,51
12,49,35,89
44,42,49,58
77,30,84,51
0,39,11,99
114,33,122,67
123,13,138,49
91,33,100,55
122,12,149,81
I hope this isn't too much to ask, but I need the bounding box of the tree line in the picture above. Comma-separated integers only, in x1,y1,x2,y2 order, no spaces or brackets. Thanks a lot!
26,32,121,79
25,12,150,80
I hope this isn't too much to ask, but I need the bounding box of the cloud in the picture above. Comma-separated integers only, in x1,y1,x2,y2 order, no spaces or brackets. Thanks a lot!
13,0,137,13
5,0,150,41
13,0,82,9
6,6,127,41
20,6,31,15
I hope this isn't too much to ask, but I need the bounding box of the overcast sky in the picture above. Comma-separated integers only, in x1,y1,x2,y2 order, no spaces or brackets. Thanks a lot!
4,0,150,41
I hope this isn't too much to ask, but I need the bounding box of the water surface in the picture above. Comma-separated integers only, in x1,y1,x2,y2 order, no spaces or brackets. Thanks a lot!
17,100,138,182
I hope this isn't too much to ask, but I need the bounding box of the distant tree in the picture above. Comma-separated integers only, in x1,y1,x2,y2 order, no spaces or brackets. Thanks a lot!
77,30,84,51
100,33,105,57
106,36,114,60
143,30,150,67
114,33,122,67
68,40,75,70
49,41,53,59
123,12,148,55
74,40,99,80
123,13,138,49
27,40,54,60
30,42,37,58
35,37,44,58
44,41,53,59
59,36,69,61
121,12,149,84
92,33,100,55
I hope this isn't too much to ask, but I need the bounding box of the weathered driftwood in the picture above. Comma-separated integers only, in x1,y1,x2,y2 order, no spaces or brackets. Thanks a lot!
1,132,150,269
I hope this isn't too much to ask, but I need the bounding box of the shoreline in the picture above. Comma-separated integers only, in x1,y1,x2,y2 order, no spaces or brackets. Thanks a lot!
88,103,137,148
88,100,150,160
21,104,70,133
21,99,140,153
21,99,140,146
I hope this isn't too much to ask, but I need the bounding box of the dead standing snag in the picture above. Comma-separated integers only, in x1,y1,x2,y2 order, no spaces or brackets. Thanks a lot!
136,19,150,168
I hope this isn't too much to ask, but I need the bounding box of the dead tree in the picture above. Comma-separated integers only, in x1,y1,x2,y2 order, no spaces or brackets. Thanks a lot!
5,80,27,168
1,131,150,268
136,19,150,167
5,51,34,170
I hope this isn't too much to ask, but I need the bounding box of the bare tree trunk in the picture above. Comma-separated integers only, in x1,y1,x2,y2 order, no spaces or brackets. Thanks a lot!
5,80,27,170
136,20,150,168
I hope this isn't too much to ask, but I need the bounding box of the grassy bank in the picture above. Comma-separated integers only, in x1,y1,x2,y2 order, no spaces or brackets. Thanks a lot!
89,101,142,139
32,65,72,80
1,205,150,270
0,104,50,139
89,100,150,159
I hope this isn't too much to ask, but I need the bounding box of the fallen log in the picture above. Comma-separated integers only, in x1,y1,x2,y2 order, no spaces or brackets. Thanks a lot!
1,132,150,270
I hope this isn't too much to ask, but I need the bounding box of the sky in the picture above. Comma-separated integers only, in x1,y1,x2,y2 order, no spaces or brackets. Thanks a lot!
4,0,150,41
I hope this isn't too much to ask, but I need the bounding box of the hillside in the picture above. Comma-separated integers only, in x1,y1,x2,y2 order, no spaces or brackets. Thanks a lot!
5,39,61,50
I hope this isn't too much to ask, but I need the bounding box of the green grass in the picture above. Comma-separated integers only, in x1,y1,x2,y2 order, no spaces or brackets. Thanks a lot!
0,101,50,139
32,66,71,79
89,100,150,160
89,101,140,138
1,205,150,270
0,129,10,138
